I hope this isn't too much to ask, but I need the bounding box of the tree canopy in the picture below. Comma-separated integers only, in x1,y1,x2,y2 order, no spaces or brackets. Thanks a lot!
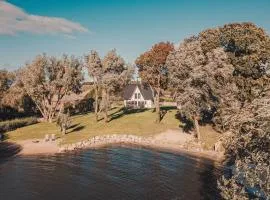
167,22,270,199
136,42,174,122
20,54,83,122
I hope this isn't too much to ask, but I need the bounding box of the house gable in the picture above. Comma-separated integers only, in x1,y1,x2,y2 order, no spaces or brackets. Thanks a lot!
123,84,154,109
130,86,145,101
123,84,154,101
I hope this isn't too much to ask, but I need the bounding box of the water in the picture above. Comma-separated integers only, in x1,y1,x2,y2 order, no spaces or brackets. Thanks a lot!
0,145,222,200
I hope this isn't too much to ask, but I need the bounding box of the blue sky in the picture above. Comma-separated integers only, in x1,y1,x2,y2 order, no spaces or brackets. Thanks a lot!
0,0,270,70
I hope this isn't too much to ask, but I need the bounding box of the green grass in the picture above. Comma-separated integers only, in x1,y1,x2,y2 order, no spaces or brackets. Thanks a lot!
200,125,222,150
6,107,180,144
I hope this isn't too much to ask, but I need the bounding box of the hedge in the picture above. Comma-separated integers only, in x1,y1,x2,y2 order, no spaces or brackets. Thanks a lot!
0,117,38,133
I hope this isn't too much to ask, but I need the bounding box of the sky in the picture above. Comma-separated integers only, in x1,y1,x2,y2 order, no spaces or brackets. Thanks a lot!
0,0,270,70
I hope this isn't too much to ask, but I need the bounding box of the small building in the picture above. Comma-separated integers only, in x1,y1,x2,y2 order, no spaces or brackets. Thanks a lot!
123,84,155,109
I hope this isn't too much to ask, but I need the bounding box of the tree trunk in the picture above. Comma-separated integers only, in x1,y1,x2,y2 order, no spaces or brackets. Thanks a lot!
193,116,201,141
48,110,54,123
62,127,66,135
102,89,109,123
94,86,99,122
155,88,161,123
48,116,53,123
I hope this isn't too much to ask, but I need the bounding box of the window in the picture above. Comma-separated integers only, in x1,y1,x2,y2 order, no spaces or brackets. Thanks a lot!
138,93,141,99
135,93,137,99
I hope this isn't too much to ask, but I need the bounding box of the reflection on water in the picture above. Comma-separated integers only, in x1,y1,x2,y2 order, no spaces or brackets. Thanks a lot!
0,145,222,200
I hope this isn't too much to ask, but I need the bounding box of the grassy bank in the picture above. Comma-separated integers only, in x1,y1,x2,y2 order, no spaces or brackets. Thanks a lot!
6,107,180,144
5,107,221,149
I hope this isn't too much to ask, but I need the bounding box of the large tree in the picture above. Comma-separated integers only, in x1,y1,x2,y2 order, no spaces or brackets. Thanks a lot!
0,70,12,101
0,70,37,119
2,73,36,114
85,50,103,122
216,23,270,200
218,91,270,200
167,22,270,199
136,42,174,123
167,36,235,140
20,54,83,122
100,49,132,122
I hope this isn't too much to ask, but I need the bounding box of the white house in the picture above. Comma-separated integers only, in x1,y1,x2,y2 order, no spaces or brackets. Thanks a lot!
123,84,155,109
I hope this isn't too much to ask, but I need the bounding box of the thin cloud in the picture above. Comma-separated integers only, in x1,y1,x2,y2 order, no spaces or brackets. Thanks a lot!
0,1,89,35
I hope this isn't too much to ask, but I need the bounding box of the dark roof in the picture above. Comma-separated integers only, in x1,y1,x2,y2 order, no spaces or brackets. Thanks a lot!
123,84,154,100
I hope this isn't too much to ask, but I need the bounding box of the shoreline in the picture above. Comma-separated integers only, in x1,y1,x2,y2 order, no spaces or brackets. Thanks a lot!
12,131,224,162
80,142,224,163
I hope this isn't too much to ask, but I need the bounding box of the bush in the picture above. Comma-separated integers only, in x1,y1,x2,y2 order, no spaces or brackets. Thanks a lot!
57,112,71,135
0,117,38,133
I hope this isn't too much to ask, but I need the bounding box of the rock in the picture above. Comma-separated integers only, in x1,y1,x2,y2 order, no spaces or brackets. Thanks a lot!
68,145,75,151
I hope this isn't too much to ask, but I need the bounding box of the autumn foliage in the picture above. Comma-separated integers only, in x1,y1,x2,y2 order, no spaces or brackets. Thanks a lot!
136,42,174,122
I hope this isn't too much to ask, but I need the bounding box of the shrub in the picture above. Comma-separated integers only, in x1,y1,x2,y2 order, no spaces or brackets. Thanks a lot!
0,117,38,133
57,112,71,135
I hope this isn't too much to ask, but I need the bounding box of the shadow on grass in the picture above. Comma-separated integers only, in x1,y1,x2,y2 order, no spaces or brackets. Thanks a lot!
96,106,173,123
0,142,22,160
68,123,81,129
175,112,194,133
68,125,86,133
109,107,148,122
161,106,177,111
159,106,177,121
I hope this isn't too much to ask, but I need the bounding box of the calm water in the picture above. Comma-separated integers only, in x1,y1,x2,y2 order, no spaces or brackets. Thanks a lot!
0,145,222,200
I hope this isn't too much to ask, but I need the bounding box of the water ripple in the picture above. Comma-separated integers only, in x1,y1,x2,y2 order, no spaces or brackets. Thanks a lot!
0,145,222,200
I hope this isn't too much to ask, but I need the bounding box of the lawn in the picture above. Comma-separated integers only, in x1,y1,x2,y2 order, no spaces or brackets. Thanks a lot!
6,107,181,144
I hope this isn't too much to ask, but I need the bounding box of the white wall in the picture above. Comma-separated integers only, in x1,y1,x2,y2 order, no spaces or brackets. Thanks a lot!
130,86,144,101
145,100,153,108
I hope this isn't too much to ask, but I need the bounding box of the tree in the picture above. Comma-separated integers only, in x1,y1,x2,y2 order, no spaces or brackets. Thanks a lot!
0,70,12,103
57,110,71,135
1,70,36,114
136,42,174,123
85,50,103,121
20,54,83,122
218,93,270,200
0,70,17,119
216,23,270,199
100,49,132,122
167,36,235,140
167,22,270,199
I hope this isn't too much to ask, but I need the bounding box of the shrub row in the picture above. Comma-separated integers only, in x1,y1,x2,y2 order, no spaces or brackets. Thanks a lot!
0,117,38,133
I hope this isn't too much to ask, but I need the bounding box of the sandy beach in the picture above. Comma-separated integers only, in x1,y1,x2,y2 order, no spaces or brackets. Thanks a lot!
8,130,224,162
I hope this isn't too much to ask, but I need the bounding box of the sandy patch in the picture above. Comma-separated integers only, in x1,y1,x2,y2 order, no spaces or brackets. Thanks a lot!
17,140,59,155
153,129,193,144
